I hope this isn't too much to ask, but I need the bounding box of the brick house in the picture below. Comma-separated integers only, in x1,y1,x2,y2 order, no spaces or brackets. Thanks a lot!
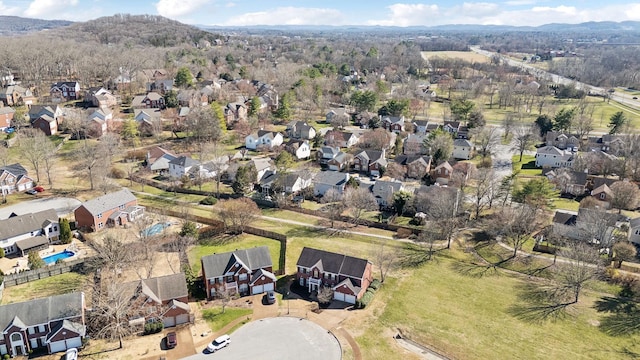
295,247,373,304
201,246,276,299
0,292,85,356
324,130,359,148
590,183,614,207
381,115,405,133
431,161,453,185
395,155,432,179
0,107,15,130
0,85,35,106
403,134,426,155
0,163,35,195
50,81,80,102
353,149,387,176
132,92,165,109
122,273,192,328
286,121,317,140
74,188,145,231
28,105,64,136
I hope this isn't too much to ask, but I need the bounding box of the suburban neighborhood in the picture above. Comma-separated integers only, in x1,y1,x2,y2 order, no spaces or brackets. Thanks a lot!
0,10,640,360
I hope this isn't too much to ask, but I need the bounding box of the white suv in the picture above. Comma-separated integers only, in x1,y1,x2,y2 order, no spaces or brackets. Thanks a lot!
207,334,231,353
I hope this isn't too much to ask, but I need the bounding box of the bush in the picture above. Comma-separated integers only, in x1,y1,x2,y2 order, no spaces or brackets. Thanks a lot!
143,321,164,335
0,247,4,258
4,354,9,359
369,279,382,291
109,167,126,179
356,291,374,309
200,196,218,205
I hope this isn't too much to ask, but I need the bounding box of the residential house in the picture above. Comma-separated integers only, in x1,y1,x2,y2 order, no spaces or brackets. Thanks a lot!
318,146,341,165
591,183,614,207
371,180,403,207
28,105,64,136
121,273,192,328
132,92,165,109
285,139,311,160
457,125,470,139
586,134,625,155
0,209,59,256
85,87,117,109
553,209,622,242
0,85,35,106
177,89,207,108
586,176,617,193
261,172,312,195
453,139,473,160
0,107,15,130
247,157,275,182
546,131,580,151
354,111,376,126
326,108,349,124
176,107,190,126
168,156,200,179
134,109,161,124
86,108,113,137
0,163,35,195
146,79,174,95
325,130,359,149
535,146,575,168
74,188,144,231
353,149,387,176
224,102,248,125
50,81,80,102
628,217,640,245
252,80,279,110
201,246,276,298
431,161,453,185
286,121,317,140
412,120,430,134
313,171,350,196
146,146,177,174
0,292,85,357
443,121,461,135
295,247,373,304
245,130,284,150
545,168,588,196
381,116,405,133
395,155,431,179
327,152,349,171
552,211,578,240
403,134,426,155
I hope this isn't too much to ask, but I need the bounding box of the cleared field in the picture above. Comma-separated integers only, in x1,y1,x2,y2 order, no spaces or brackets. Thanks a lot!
421,51,491,63
0,272,86,304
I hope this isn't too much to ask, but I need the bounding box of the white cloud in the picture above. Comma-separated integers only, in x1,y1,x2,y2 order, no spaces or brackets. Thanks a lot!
503,0,539,6
24,0,78,18
221,7,345,26
225,2,236,8
367,3,440,26
156,0,212,18
0,1,20,15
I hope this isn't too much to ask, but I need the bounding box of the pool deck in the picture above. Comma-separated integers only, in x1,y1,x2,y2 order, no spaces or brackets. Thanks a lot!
0,239,91,275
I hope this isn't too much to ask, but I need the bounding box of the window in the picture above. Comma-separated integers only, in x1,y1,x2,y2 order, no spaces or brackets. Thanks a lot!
98,222,104,229
313,269,319,278
53,226,57,232
28,327,35,335
38,325,45,333
119,204,125,210
239,273,247,281
97,213,103,219
600,193,606,200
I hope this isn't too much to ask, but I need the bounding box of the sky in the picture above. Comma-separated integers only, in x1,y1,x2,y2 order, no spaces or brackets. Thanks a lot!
1,0,640,27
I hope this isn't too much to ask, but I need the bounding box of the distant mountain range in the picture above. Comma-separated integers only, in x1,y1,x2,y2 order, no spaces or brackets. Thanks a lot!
2,14,640,37
0,16,72,35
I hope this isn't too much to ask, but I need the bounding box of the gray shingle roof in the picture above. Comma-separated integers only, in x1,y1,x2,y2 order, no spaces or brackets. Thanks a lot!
314,171,348,187
0,163,28,177
15,235,49,253
296,247,369,280
141,273,188,302
78,188,137,216
202,246,273,279
0,292,84,332
0,209,58,240
169,156,200,168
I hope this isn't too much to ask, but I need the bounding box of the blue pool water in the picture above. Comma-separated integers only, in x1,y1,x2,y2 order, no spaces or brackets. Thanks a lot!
43,250,75,264
140,222,171,237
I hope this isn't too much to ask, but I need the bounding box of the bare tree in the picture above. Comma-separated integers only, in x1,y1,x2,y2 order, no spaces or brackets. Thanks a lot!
217,288,233,313
321,188,345,229
371,241,399,282
610,181,640,214
41,135,58,188
86,280,140,349
472,126,500,164
494,205,538,259
317,286,334,304
74,140,107,190
471,169,496,219
511,125,539,162
344,187,378,225
418,187,462,249
0,145,8,167
555,241,601,304
19,128,49,183
217,198,260,234
612,242,637,268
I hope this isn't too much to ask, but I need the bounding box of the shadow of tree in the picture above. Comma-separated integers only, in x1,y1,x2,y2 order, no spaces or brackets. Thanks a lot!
449,261,500,278
285,226,325,238
398,244,436,268
507,282,573,323
594,295,640,336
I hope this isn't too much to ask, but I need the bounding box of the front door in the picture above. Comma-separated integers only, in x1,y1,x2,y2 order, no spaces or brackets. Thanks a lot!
10,333,24,356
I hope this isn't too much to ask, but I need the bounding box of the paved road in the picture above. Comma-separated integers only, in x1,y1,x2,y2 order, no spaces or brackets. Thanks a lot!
490,127,513,181
181,317,341,360
0,196,80,218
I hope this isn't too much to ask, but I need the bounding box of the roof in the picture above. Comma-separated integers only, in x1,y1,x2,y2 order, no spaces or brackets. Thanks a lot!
51,81,79,88
0,107,15,115
0,209,58,241
591,183,613,197
0,292,84,332
124,273,188,303
395,155,431,166
333,278,361,295
250,268,277,284
257,130,281,139
77,188,137,216
296,247,370,280
405,133,425,143
591,177,617,189
537,145,565,155
372,180,403,198
145,92,163,101
320,146,340,158
630,217,640,229
15,235,49,253
355,149,384,162
202,246,273,278
249,157,273,172
454,139,473,147
169,155,200,168
46,319,86,341
0,163,28,177
552,211,577,226
314,171,348,186
434,161,453,171
147,146,176,164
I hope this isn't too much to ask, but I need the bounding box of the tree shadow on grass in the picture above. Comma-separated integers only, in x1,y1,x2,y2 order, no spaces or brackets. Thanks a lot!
594,295,640,336
398,244,439,268
285,226,328,238
507,282,573,323
449,260,501,278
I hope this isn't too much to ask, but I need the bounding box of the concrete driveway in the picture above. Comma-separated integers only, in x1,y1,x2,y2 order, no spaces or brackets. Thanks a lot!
0,197,80,218
181,317,341,360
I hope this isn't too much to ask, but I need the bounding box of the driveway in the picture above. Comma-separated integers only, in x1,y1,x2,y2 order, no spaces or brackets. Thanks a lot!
181,317,341,360
0,197,80,218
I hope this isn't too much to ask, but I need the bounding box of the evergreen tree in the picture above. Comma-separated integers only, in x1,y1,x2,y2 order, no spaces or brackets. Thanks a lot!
211,102,227,134
174,67,194,88
164,90,179,108
535,114,553,137
248,96,261,117
28,251,45,269
274,92,293,121
608,111,627,134
553,108,575,131
59,218,72,244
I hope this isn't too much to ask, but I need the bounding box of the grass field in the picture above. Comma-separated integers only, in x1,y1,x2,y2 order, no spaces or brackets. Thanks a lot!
0,272,86,304
421,51,491,63
201,307,252,332
512,154,541,177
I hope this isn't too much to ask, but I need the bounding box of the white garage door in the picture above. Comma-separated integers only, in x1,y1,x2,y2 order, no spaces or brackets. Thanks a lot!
176,314,190,325
163,316,176,328
252,285,264,294
344,294,356,304
67,337,82,349
49,341,66,353
333,292,345,302
264,283,274,292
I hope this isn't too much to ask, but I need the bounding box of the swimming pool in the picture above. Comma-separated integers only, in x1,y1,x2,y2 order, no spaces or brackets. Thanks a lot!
43,250,75,265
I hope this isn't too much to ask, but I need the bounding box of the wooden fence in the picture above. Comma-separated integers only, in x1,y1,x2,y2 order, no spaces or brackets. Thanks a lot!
2,258,87,287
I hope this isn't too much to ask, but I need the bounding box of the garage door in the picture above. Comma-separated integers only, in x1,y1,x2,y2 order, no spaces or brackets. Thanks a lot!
49,341,66,353
67,337,82,349
252,285,264,294
163,316,176,328
264,283,274,292
176,314,190,325
344,294,356,304
333,292,345,302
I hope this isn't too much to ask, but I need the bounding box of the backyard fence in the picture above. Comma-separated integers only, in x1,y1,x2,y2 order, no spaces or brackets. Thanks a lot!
2,258,87,287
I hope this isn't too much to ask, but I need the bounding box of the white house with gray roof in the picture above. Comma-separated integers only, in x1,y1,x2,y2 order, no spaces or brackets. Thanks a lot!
313,171,350,196
535,145,575,168
201,246,276,298
0,209,59,256
0,292,85,356
245,130,284,150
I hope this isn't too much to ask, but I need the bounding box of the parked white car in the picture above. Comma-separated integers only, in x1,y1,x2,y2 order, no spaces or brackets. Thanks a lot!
207,334,231,353
65,348,78,360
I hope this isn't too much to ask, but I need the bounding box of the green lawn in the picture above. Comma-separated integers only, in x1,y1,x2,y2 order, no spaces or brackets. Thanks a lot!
1,272,86,304
201,307,252,332
512,154,541,177
188,234,282,275
554,197,581,212
353,254,640,360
